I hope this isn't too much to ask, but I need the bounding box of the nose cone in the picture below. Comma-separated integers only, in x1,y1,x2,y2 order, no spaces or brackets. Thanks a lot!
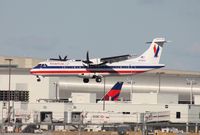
30,64,41,75
30,68,35,75
30,66,39,75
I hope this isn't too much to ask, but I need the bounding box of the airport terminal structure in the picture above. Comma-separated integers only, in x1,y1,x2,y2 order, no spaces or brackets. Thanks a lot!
0,56,200,133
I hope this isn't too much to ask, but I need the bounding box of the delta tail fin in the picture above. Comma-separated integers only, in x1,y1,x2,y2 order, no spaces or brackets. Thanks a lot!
101,82,123,101
135,38,167,64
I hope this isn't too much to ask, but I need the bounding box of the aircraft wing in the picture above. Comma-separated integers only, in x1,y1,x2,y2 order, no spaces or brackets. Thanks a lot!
100,54,131,64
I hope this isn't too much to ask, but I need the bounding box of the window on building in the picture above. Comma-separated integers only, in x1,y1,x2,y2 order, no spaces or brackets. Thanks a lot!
176,112,181,119
123,112,130,114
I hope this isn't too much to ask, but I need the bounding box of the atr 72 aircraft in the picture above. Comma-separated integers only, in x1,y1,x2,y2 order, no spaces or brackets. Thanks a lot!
30,38,167,83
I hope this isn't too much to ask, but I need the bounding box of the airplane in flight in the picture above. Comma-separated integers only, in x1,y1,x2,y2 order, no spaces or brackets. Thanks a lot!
101,82,123,101
30,38,167,83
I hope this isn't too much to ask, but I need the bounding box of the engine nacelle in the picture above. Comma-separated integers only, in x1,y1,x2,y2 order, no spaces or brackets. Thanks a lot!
90,58,101,65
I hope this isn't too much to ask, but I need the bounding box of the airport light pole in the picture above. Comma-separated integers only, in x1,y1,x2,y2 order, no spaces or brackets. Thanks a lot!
126,69,136,101
142,111,148,135
53,82,58,100
5,58,13,125
127,76,135,100
186,79,197,105
103,77,106,111
157,72,165,93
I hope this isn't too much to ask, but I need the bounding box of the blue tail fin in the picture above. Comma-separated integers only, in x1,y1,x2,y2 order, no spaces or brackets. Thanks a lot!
102,82,123,101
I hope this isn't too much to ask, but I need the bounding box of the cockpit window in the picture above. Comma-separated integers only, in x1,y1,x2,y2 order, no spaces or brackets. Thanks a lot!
35,64,47,68
36,64,41,68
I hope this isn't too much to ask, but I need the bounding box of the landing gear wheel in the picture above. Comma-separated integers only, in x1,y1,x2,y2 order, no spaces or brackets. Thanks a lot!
83,78,89,83
96,76,102,83
37,78,41,82
36,75,41,82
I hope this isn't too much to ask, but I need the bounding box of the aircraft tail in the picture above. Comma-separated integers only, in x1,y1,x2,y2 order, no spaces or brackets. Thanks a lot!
135,38,167,64
101,82,123,101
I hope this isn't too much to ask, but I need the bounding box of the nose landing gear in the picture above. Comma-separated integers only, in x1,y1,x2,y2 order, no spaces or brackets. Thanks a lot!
36,75,41,82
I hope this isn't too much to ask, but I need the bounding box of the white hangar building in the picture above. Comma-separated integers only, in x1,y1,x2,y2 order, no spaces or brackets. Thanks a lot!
0,56,200,103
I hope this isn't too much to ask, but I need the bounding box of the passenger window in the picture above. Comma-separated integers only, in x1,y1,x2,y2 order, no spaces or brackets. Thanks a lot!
176,112,181,119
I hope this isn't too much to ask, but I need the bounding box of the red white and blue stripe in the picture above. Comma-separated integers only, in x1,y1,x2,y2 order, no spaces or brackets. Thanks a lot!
30,64,164,76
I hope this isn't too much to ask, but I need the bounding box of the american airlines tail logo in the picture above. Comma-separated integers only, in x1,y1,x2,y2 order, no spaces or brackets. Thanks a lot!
153,44,160,57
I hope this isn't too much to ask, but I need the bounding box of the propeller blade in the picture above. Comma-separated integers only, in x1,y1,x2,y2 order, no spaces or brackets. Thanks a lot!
83,51,93,66
64,56,68,61
86,51,89,62
59,55,62,60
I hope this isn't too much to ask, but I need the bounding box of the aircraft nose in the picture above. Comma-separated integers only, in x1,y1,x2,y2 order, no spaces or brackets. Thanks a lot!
30,68,35,74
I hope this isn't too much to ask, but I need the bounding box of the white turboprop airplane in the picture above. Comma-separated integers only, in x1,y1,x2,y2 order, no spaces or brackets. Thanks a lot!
30,38,167,83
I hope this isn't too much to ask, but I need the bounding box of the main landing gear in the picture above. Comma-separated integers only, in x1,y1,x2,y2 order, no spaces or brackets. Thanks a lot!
95,76,102,83
83,76,102,83
83,78,89,83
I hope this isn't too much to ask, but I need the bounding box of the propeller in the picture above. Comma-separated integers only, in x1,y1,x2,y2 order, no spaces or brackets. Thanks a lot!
50,55,69,61
83,51,93,66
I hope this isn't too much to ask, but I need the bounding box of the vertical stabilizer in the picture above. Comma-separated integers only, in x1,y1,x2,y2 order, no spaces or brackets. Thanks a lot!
136,38,167,64
102,82,123,101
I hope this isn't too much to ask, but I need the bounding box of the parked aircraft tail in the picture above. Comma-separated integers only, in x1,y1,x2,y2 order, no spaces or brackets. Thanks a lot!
101,82,123,101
